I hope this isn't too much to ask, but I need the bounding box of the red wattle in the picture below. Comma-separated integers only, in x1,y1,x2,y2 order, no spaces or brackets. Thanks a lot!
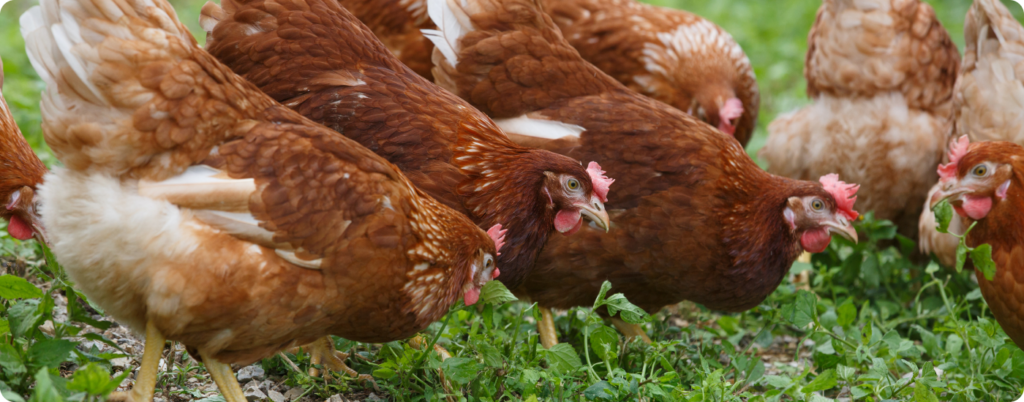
464,288,481,306
554,209,582,234
6,216,33,241
961,195,992,220
800,228,831,253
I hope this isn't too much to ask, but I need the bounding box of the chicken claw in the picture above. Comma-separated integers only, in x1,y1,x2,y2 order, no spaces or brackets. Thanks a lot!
537,306,559,349
293,337,375,385
610,317,652,344
107,321,166,402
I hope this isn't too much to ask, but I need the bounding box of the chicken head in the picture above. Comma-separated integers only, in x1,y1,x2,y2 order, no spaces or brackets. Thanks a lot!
931,137,1016,221
784,174,860,253
542,162,612,236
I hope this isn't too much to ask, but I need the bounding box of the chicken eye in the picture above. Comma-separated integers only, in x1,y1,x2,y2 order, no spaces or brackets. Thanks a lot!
972,165,988,177
566,178,580,190
811,199,824,211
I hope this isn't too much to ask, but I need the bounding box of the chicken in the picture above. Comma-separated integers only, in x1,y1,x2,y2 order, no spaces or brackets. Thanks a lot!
19,0,506,399
920,0,1024,267
423,0,859,346
334,0,758,143
759,0,959,239
200,0,611,294
541,0,759,145
0,57,47,243
930,137,1024,348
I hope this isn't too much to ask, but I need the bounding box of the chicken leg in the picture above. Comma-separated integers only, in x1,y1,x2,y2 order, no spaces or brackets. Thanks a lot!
294,337,374,383
537,306,559,349
201,351,247,402
107,321,166,402
611,317,652,344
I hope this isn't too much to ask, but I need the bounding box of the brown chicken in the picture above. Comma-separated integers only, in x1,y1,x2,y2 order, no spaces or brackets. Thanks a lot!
0,57,47,243
423,0,860,346
920,0,1024,267
759,0,959,239
335,0,758,143
201,0,611,294
541,0,759,144
930,137,1024,348
20,0,505,400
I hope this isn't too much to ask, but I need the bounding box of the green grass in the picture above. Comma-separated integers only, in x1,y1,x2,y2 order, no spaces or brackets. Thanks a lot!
1,0,1023,401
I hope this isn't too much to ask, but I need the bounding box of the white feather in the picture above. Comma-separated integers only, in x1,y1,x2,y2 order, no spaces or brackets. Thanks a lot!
423,0,471,67
494,115,586,140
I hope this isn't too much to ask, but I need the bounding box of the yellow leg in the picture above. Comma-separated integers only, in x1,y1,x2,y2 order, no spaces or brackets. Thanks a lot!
295,337,375,383
611,317,652,344
108,321,166,402
538,306,559,349
201,351,247,402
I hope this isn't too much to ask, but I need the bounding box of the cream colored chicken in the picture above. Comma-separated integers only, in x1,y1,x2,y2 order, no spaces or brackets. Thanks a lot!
920,0,1024,267
761,0,959,238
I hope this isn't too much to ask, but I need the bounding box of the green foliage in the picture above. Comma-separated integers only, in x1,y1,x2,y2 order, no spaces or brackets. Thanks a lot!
933,199,999,280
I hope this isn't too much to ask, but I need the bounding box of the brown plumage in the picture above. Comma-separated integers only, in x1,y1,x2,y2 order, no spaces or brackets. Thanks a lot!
334,0,758,144
920,0,1024,267
931,139,1024,348
423,0,859,319
0,57,47,242
20,0,502,398
760,0,959,240
542,0,759,145
200,0,611,291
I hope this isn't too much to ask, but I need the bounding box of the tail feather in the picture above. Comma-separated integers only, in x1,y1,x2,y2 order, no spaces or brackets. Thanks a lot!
21,0,277,179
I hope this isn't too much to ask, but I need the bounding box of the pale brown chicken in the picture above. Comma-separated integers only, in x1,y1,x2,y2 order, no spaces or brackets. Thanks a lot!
423,0,860,346
0,57,47,243
19,0,504,400
920,0,1024,267
335,0,759,144
760,0,960,239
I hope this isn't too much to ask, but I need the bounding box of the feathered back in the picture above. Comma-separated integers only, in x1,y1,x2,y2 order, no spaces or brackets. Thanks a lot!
955,0,1024,144
0,56,47,224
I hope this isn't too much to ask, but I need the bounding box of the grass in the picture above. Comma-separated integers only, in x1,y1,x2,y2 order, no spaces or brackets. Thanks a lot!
0,0,1023,401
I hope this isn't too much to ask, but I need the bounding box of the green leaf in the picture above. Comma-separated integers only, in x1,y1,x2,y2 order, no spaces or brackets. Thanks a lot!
801,369,837,393
67,363,128,397
28,339,76,370
0,275,42,300
0,342,26,375
946,334,963,356
932,199,953,234
955,242,968,273
593,281,613,308
542,343,582,375
836,299,856,327
860,254,880,288
8,299,42,338
439,357,481,385
583,381,616,400
479,280,518,305
603,293,648,324
66,291,111,331
970,244,997,281
913,382,940,402
477,341,503,368
28,368,63,402
589,325,619,362
371,368,395,379
781,290,816,328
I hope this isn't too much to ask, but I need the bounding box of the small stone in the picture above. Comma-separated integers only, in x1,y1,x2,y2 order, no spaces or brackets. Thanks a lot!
325,395,344,402
267,390,286,402
110,357,132,369
365,393,383,401
283,387,304,401
243,380,268,401
258,379,275,392
237,364,266,382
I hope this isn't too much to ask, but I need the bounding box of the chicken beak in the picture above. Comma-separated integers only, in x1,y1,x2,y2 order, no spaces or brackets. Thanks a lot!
577,195,610,232
930,182,969,209
823,219,858,243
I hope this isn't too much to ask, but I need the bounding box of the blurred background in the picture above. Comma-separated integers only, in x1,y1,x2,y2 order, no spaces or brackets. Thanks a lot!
2,0,1021,167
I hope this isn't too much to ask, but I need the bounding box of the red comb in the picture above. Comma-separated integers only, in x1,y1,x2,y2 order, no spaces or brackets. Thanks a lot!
819,174,859,221
938,136,970,182
487,224,507,255
587,162,614,203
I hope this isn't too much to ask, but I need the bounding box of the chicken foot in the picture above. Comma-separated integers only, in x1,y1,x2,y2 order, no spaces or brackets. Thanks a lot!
107,321,166,402
292,337,374,383
201,351,247,402
537,306,559,349
611,317,652,344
